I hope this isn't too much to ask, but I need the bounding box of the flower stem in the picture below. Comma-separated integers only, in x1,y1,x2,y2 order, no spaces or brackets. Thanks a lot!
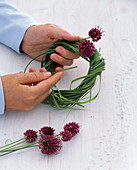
24,52,46,73
0,140,27,152
84,36,91,40
0,150,16,157
0,142,39,157
3,141,39,151
0,145,38,157
0,138,25,150
52,66,78,75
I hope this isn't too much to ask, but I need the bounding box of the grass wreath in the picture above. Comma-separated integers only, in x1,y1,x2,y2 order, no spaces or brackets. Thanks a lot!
24,26,105,109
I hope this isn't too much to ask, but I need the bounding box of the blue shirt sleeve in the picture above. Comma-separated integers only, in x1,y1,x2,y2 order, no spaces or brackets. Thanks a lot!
0,0,39,114
0,0,38,53
0,76,5,115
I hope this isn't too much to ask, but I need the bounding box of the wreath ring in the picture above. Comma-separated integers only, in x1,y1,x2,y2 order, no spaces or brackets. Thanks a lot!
24,27,105,109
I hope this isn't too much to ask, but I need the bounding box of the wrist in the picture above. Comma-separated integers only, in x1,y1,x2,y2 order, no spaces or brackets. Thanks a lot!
20,25,36,54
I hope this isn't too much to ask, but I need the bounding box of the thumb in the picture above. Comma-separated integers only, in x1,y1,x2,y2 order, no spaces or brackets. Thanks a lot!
19,72,51,84
53,25,83,41
62,30,83,41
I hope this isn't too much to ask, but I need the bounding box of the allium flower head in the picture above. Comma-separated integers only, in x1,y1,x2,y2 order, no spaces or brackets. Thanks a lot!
60,130,73,142
88,26,103,42
78,40,95,58
39,126,55,136
64,122,80,136
24,129,37,143
39,135,62,155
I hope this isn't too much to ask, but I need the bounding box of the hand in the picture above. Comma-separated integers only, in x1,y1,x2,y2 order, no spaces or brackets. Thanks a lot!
21,24,82,66
1,67,64,111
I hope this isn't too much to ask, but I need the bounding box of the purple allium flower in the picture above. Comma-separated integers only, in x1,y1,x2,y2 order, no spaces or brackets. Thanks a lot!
39,135,62,155
24,129,37,143
88,26,103,42
60,130,73,142
64,122,80,137
39,126,55,136
78,40,95,58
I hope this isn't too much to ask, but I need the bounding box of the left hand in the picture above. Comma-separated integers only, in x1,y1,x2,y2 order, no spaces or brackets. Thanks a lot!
21,24,82,66
2,67,64,111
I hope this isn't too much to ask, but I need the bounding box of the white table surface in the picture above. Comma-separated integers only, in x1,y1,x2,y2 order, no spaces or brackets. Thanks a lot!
0,0,137,169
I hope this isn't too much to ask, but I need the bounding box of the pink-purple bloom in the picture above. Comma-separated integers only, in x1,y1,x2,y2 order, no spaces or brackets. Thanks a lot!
24,129,37,143
39,135,62,155
88,26,103,42
64,122,80,137
78,40,95,58
39,126,55,136
60,130,73,142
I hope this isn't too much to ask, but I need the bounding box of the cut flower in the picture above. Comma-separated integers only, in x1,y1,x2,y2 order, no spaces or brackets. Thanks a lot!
88,26,103,42
39,126,55,136
60,130,73,142
24,129,37,143
78,40,95,58
64,122,80,136
39,135,62,155
0,122,80,157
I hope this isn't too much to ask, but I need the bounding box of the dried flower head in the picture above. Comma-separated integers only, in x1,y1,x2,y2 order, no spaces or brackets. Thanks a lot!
24,129,37,143
39,135,62,155
88,26,103,42
39,126,55,136
60,130,73,142
78,40,95,58
64,122,80,136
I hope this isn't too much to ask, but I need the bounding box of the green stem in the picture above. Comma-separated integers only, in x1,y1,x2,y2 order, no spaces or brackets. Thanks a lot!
84,36,91,40
0,144,38,153
5,141,39,151
0,138,25,150
81,55,90,62
24,52,46,73
52,66,78,75
0,141,39,157
0,140,27,152
0,145,38,157
78,36,90,41
0,150,16,157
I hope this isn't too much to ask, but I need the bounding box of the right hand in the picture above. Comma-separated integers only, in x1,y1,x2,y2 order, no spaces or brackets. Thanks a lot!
1,67,64,112
21,24,82,65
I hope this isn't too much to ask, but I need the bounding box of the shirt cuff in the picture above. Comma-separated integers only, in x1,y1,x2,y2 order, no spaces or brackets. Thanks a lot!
0,1,39,54
0,76,5,115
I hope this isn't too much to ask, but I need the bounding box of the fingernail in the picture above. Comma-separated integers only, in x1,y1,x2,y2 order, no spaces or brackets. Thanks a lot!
51,55,58,61
56,47,62,54
43,72,51,78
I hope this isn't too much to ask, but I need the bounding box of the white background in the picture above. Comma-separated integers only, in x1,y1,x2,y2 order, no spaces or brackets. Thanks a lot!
0,0,137,169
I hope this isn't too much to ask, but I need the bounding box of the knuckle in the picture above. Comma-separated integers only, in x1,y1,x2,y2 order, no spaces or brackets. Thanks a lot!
33,72,40,80
28,95,36,103
23,105,34,112
75,55,80,59
47,23,55,29
23,107,29,112
25,93,37,103
44,90,51,99
68,59,73,66
49,82,55,89
16,73,23,81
